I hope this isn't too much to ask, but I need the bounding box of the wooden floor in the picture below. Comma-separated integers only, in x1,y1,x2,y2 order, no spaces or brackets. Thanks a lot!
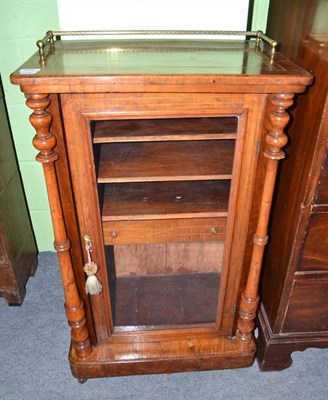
109,272,220,328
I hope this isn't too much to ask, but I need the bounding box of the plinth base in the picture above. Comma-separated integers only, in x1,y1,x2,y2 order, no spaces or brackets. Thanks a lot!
69,330,256,380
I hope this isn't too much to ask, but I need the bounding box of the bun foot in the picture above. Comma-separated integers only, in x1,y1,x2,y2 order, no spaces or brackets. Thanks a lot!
78,378,87,384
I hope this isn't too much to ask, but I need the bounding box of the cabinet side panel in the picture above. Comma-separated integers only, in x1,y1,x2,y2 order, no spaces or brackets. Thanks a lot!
219,94,267,333
60,95,114,342
50,94,96,343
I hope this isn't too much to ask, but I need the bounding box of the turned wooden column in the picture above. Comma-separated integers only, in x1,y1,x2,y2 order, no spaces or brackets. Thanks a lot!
236,92,294,343
25,93,92,358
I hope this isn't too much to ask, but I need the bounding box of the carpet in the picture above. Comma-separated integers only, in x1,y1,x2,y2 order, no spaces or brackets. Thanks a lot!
1,252,327,400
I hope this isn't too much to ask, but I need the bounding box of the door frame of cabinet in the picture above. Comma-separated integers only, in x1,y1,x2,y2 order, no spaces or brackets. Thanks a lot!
59,92,267,342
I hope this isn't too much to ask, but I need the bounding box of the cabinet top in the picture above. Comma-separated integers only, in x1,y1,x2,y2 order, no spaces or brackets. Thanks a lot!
10,38,312,94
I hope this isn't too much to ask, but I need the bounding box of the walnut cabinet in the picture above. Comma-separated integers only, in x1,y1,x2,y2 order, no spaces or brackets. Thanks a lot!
10,34,312,381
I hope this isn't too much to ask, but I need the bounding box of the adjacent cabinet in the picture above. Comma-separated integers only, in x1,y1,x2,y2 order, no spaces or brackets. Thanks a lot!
0,76,37,305
257,0,328,371
10,34,312,381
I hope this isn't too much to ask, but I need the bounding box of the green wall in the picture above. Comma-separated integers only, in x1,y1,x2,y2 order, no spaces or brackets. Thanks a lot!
0,0,60,251
0,0,269,252
252,0,270,31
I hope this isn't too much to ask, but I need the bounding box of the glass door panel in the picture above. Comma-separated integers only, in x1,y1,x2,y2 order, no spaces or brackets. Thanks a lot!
91,116,237,330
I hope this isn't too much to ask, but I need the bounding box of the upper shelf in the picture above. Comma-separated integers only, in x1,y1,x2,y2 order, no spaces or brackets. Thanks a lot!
93,117,238,143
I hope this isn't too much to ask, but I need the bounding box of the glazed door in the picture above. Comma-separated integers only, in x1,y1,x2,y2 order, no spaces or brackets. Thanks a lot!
60,92,266,342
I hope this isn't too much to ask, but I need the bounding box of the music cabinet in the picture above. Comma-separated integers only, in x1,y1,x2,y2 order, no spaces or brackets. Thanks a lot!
10,31,312,381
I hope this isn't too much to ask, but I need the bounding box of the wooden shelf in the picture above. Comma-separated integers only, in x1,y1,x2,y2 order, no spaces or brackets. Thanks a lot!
93,117,238,143
110,272,220,329
96,140,235,183
100,180,230,221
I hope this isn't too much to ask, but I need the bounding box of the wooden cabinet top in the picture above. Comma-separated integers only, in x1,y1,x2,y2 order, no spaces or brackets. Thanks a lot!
10,38,312,93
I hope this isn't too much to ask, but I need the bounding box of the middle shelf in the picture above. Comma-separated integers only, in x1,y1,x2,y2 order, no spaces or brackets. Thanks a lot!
96,140,235,183
99,180,231,221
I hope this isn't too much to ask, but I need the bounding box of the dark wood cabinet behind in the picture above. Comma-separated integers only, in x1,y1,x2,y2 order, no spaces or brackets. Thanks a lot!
257,0,328,371
0,76,38,305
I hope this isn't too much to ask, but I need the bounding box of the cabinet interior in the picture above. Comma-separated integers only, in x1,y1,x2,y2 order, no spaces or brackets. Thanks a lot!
90,115,238,330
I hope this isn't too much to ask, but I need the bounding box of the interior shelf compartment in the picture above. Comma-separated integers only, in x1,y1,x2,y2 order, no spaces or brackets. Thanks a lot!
99,180,231,221
112,242,224,277
92,116,238,143
109,272,220,329
96,140,235,183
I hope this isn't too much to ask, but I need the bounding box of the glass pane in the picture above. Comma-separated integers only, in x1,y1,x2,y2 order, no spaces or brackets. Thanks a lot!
91,116,236,330
106,242,223,329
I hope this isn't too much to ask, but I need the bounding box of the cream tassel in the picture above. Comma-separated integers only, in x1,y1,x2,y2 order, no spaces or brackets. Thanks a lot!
84,261,103,295
83,235,103,295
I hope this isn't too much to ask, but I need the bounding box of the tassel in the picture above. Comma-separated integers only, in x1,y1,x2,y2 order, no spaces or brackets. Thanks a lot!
84,261,103,295
85,274,103,295
83,235,103,295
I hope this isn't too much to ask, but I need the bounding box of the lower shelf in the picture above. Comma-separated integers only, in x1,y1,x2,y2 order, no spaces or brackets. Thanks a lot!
110,272,220,329
69,333,256,379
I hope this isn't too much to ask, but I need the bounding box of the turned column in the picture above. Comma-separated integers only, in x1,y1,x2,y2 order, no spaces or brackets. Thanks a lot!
25,93,92,358
236,93,294,344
